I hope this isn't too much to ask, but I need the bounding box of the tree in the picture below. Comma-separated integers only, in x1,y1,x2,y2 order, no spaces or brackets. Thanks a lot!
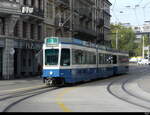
110,24,138,57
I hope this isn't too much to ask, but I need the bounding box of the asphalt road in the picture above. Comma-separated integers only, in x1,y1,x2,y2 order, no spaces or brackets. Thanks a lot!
1,64,150,112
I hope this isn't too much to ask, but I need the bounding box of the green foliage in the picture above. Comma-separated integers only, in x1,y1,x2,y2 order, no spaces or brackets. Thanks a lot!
110,24,143,57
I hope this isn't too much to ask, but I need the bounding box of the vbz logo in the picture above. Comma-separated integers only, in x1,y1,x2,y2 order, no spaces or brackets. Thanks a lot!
22,7,34,14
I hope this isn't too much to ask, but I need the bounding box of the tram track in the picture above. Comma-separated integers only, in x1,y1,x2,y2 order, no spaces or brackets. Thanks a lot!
0,86,60,112
107,67,150,110
3,87,60,112
2,65,150,112
0,86,48,101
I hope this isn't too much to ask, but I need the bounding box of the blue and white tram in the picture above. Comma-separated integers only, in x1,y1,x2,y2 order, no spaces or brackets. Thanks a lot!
42,37,129,86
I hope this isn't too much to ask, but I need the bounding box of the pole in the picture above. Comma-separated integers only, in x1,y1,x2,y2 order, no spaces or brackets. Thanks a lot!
116,30,118,49
143,36,145,59
148,46,150,61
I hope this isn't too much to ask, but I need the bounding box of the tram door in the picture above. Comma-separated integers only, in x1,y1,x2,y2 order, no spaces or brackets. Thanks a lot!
0,49,2,79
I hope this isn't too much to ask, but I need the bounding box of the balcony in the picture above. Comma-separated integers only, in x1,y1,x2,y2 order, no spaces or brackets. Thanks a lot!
97,32,104,44
79,0,95,6
97,18,104,28
0,0,21,16
55,0,69,9
32,7,44,18
55,17,70,28
73,26,97,37
103,9,111,17
78,8,92,22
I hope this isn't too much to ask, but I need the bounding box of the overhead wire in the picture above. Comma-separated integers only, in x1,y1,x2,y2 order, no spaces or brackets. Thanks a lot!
112,0,116,11
133,7,140,26
138,0,144,5
143,0,150,20
111,0,121,24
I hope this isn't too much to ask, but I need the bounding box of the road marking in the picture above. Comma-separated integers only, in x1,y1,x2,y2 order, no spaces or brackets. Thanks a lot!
0,85,46,94
56,87,76,112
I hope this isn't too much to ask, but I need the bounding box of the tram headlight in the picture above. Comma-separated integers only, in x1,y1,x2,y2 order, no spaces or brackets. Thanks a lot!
49,71,53,75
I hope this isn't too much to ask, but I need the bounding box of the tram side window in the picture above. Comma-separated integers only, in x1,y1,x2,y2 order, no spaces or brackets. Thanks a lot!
72,49,83,65
106,54,112,64
99,53,115,64
72,50,96,65
61,49,70,66
103,54,106,64
85,51,96,64
119,56,129,64
99,53,102,64
99,53,104,64
113,55,117,64
93,54,96,64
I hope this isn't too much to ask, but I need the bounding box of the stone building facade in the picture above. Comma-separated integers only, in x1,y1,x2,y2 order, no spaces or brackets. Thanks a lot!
44,0,55,38
0,0,44,80
54,0,111,45
103,0,112,46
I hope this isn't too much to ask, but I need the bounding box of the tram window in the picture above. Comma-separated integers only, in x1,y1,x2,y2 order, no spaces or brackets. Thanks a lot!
93,55,96,64
72,50,96,65
82,51,87,64
86,52,90,64
72,49,83,65
99,53,103,64
90,53,96,64
103,54,105,64
88,52,92,64
106,54,112,64
45,49,59,66
61,49,70,66
105,54,108,64
119,56,129,64
113,55,117,64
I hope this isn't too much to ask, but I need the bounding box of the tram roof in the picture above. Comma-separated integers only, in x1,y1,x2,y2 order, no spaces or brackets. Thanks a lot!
44,37,128,54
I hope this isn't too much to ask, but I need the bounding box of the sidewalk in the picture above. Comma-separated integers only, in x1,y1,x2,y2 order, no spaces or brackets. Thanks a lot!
0,76,43,88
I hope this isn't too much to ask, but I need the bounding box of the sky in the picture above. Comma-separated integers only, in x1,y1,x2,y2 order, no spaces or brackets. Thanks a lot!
109,0,150,26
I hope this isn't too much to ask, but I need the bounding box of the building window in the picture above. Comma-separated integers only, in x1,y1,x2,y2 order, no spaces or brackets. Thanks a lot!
23,21,27,38
0,18,5,35
47,2,53,19
46,27,53,37
37,25,42,40
14,21,19,37
31,0,35,7
30,24,34,39
28,59,31,67
38,0,42,10
23,0,28,5
23,58,26,67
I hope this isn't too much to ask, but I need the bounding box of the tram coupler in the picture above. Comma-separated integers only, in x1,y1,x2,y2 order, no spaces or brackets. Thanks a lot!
44,77,65,87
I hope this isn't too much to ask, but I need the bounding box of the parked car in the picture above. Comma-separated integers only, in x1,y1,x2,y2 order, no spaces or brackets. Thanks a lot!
137,59,150,65
129,57,138,63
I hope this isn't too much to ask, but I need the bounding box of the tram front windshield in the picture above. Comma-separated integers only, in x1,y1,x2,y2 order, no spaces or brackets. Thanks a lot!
45,49,59,66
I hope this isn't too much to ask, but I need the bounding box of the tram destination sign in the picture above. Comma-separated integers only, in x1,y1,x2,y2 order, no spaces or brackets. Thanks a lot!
45,37,59,46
